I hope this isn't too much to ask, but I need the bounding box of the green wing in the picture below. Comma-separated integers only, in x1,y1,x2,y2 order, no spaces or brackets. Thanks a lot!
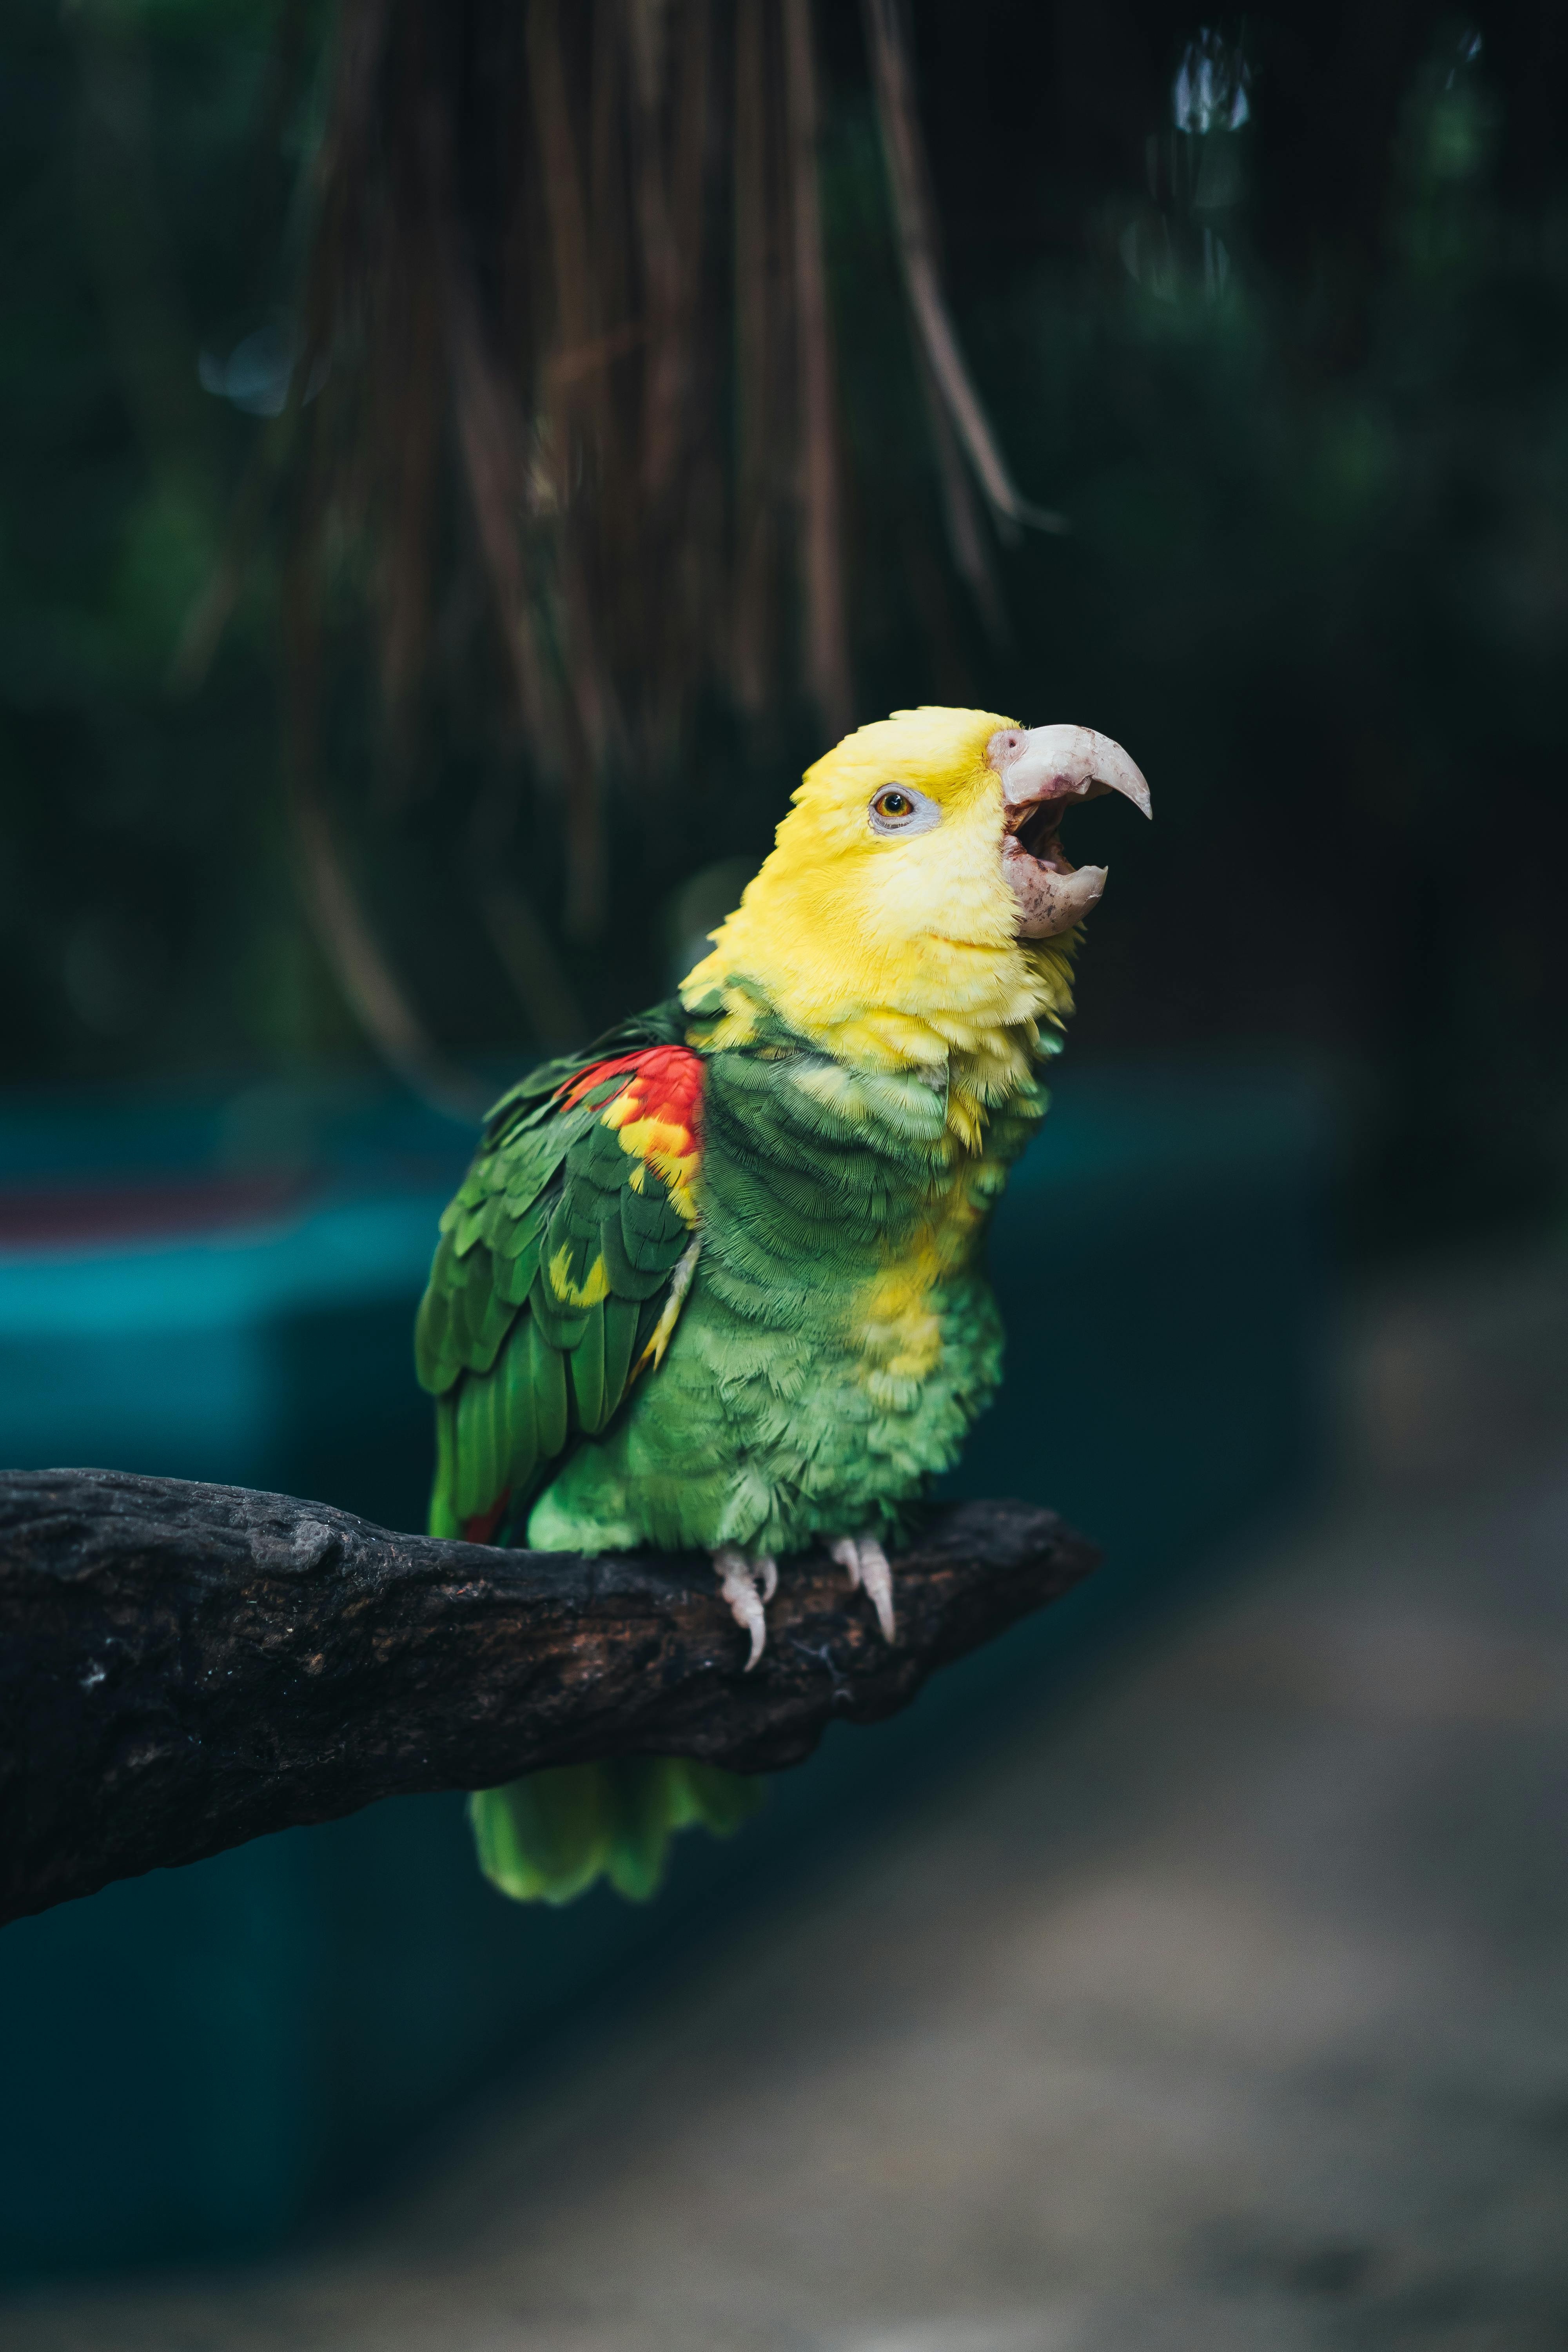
416,1007,703,1543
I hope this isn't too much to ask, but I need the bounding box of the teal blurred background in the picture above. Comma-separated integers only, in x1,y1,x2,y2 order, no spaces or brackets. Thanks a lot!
0,1056,1329,2280
0,0,1564,2290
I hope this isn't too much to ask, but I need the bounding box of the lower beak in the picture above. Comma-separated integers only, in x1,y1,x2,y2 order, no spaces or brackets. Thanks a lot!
986,724,1152,940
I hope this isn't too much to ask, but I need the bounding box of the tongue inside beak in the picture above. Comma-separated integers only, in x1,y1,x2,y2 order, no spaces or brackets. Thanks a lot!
987,724,1152,940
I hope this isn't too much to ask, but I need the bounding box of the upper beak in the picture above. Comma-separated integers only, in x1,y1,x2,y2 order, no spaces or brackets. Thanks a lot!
987,723,1152,939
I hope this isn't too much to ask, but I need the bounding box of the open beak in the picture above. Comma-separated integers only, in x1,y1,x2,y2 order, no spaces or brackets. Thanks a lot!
987,724,1152,940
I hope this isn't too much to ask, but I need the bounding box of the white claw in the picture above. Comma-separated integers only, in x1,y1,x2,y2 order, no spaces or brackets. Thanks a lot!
857,1538,897,1644
829,1534,897,1644
714,1546,770,1671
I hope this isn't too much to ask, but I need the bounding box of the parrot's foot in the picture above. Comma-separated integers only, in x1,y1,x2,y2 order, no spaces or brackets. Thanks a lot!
829,1534,897,1644
713,1546,778,1671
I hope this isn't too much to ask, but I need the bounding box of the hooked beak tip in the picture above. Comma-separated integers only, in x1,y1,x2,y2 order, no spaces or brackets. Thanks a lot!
988,722,1147,939
987,722,1151,821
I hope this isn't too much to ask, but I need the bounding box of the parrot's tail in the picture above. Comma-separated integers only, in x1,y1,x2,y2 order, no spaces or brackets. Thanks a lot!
468,1759,766,1905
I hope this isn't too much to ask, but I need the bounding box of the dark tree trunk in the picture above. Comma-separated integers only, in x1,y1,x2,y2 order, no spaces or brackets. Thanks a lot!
0,1469,1096,1927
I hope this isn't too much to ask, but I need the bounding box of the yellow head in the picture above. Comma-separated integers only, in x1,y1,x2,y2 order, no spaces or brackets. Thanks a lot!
681,706,1149,1133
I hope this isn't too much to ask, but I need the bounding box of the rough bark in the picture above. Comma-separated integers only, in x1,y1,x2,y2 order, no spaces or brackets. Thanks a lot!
0,1468,1098,1927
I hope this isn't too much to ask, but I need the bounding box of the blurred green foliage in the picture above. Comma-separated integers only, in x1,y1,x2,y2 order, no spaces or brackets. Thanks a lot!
1,0,1565,1250
0,0,345,1081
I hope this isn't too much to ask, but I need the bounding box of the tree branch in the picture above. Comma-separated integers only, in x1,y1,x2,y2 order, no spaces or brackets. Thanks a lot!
0,1470,1097,1927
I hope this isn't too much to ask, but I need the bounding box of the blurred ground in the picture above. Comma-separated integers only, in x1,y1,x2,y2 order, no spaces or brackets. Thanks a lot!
6,1242,1568,2352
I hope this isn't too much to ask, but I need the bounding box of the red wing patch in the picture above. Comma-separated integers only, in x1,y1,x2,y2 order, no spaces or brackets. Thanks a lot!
557,1044,703,1125
557,1044,704,1221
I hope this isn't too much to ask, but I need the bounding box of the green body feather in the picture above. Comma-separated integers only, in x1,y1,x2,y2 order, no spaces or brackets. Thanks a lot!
417,995,1048,1902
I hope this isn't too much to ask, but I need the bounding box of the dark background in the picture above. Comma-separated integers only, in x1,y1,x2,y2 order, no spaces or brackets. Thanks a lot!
2,0,1565,1250
3,5,1568,2311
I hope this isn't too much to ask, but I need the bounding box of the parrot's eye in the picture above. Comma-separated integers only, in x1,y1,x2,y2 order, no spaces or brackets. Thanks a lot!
867,781,940,837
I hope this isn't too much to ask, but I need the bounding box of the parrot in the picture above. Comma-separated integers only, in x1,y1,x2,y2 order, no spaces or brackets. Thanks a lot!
414,706,1150,1905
